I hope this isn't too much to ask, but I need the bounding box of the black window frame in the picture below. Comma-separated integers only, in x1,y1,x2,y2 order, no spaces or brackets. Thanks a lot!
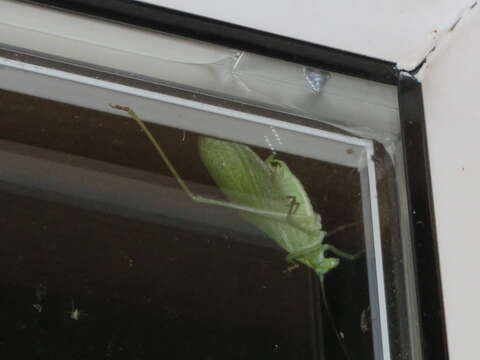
11,1,449,359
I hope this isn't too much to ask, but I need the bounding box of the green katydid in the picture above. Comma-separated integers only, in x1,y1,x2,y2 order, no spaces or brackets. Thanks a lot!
110,104,362,359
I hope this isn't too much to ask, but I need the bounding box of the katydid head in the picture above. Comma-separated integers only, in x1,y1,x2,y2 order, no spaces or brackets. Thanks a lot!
315,257,340,276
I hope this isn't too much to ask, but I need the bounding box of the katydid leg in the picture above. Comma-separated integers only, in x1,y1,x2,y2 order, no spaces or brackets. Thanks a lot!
323,244,364,260
286,237,363,262
110,105,321,234
326,220,362,238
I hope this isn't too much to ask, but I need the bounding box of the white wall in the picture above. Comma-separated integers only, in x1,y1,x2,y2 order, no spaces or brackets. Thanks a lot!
141,1,480,359
422,8,480,360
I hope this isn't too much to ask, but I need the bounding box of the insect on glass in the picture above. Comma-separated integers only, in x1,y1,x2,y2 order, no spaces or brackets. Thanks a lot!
110,104,359,277
110,104,363,359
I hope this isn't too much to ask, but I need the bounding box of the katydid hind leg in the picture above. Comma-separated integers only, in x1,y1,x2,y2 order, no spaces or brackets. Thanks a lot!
109,105,324,227
109,104,198,202
110,105,335,242
109,105,275,214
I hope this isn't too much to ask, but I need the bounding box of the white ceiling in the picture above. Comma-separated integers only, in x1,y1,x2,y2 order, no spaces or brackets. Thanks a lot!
138,0,475,67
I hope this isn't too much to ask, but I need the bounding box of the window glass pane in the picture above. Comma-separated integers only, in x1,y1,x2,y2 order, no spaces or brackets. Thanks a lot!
0,5,418,360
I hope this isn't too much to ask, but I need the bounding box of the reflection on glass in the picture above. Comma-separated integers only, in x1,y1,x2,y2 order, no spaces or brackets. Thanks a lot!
0,89,371,359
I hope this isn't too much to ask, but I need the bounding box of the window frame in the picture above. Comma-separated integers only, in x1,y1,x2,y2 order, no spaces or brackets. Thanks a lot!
9,1,449,359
